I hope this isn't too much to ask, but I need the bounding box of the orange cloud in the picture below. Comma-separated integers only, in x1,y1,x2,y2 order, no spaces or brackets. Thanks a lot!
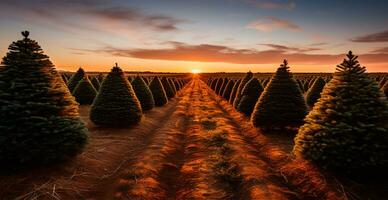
247,16,301,32
72,42,388,66
351,29,388,42
246,0,296,10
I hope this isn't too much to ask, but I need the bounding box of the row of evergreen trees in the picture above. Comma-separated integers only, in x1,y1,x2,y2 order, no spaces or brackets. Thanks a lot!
0,31,188,168
206,52,388,177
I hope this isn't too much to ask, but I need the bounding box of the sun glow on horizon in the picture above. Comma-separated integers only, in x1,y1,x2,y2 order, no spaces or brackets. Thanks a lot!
191,69,201,74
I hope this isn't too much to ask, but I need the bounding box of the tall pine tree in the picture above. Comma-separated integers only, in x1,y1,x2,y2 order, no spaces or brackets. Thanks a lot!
0,31,87,167
72,76,97,105
294,52,388,175
233,71,253,108
237,78,263,116
251,60,307,129
305,77,326,107
67,67,86,93
90,64,142,126
132,76,155,111
149,77,168,106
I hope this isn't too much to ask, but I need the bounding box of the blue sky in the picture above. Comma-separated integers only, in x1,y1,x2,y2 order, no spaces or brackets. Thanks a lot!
0,0,387,72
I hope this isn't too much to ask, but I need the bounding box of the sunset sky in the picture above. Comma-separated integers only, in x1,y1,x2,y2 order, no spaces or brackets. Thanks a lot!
0,0,387,72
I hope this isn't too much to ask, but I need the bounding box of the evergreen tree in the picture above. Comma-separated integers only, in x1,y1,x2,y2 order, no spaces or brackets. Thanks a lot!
173,79,181,91
168,78,177,95
91,76,101,91
293,52,388,175
305,77,326,107
90,64,142,126
0,31,87,167
383,81,388,97
67,67,86,93
97,73,105,83
229,79,241,104
220,78,229,96
210,78,219,90
132,76,155,111
237,78,263,116
251,60,307,129
149,77,168,106
161,77,175,98
215,78,225,95
233,71,253,108
222,79,235,100
72,76,97,105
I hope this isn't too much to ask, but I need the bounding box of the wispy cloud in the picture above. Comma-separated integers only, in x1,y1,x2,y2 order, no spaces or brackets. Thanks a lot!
351,30,388,42
260,43,322,52
371,47,388,53
0,0,186,33
71,42,387,65
247,16,301,32
245,0,296,10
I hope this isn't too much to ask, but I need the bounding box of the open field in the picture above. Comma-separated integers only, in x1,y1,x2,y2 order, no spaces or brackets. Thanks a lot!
1,77,386,200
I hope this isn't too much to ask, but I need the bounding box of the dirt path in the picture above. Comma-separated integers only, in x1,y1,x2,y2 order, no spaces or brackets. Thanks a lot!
111,79,301,200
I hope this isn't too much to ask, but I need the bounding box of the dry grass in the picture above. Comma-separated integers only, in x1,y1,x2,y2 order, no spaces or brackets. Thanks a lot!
0,94,183,199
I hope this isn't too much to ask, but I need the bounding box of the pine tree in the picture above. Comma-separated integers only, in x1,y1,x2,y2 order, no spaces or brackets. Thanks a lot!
222,79,235,100
168,78,177,95
161,77,175,98
72,76,97,105
90,64,142,126
67,67,86,93
293,52,388,175
173,79,181,91
305,77,326,107
383,81,388,97
229,79,241,104
0,31,87,167
132,76,155,111
233,71,253,108
215,78,225,95
91,76,101,91
237,78,263,116
149,77,168,106
211,78,219,90
97,73,105,83
251,60,307,129
220,78,229,96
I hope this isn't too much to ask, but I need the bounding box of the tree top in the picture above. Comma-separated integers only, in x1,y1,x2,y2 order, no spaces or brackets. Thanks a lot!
21,31,29,38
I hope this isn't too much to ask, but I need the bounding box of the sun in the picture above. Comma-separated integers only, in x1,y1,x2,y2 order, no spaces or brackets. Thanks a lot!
191,69,201,74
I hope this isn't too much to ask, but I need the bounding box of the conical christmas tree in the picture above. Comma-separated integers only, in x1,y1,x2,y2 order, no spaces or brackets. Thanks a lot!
233,71,253,108
97,73,105,83
149,77,168,106
251,60,307,129
305,77,326,107
90,64,142,126
215,78,225,95
161,77,175,98
383,81,388,97
0,31,88,167
168,78,177,95
132,76,155,111
72,76,97,105
67,67,86,93
293,52,388,175
91,76,101,91
229,79,241,104
222,79,235,100
237,78,263,116
219,78,229,96
210,78,219,90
